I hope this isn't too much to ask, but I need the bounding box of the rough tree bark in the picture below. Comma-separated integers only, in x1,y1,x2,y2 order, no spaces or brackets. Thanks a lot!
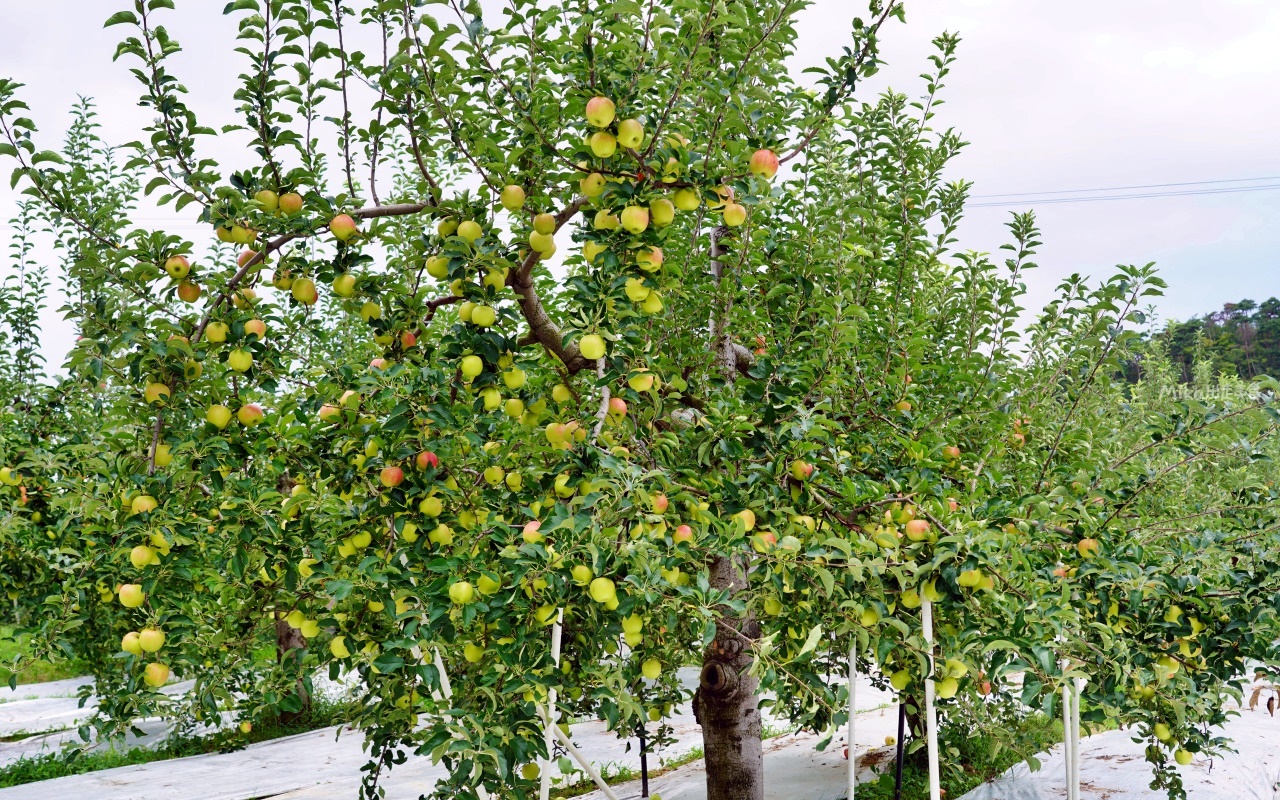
692,225,766,800
275,614,311,725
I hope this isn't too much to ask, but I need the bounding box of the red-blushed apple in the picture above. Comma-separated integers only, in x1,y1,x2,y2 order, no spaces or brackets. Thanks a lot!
608,397,627,417
947,497,959,512
177,281,201,303
894,400,912,412
370,358,388,371
319,404,341,423
380,466,405,488
790,460,813,481
749,148,779,179
585,96,616,128
143,662,170,687
244,319,266,339
416,450,439,470
673,524,693,544
237,403,264,426
237,249,260,269
942,445,961,460
291,277,318,305
401,331,417,349
636,247,663,272
722,202,747,226
330,213,359,241
278,192,303,215
522,519,543,544
1077,538,1100,558
904,519,930,541
620,205,650,234
653,494,669,514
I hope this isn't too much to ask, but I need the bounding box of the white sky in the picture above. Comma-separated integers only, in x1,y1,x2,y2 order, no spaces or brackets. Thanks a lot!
1,0,1278,370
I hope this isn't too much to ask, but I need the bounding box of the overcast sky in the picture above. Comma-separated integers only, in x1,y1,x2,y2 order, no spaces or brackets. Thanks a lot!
1,0,1277,369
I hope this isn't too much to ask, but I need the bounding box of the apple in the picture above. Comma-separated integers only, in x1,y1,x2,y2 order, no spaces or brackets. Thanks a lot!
790,460,813,481
143,662,170,688
239,720,253,735
529,230,555,254
890,669,912,691
957,568,984,588
227,348,253,372
608,397,627,417
894,400,912,412
207,404,233,429
460,355,484,379
429,523,454,546
0,467,20,487
130,545,155,568
360,301,382,322
763,595,783,616
319,404,341,423
942,445,961,460
673,188,700,210
163,255,191,280
177,281,201,303
153,444,172,467
552,384,573,403
904,519,930,541
1174,749,1192,766
449,581,475,604
205,321,229,343
722,202,747,226
279,192,303,215
144,382,170,405
641,658,662,680
581,172,606,197
522,520,543,544
588,577,617,604
483,466,505,485
330,636,351,658
607,119,641,150
570,564,593,586
585,96,616,128
734,508,756,532
620,205,650,234
291,277,318,305
922,579,943,602
749,148,779,179
500,184,526,211
330,213,358,241
457,220,483,243
649,198,675,227
1154,722,1172,742
237,249,261,269
122,631,144,656
230,224,257,245
252,189,278,211
332,274,357,297
138,628,165,652
1077,538,1100,559
900,588,921,609
131,495,158,515
477,574,502,595
579,334,606,360
636,247,663,271
119,583,146,608
709,185,735,208
673,524,693,544
936,676,959,699
653,493,669,513
415,450,439,471
380,466,405,488
594,210,620,230
471,305,497,327
237,404,264,426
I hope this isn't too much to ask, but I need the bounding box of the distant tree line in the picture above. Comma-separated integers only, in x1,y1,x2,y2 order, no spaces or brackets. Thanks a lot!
1150,298,1280,382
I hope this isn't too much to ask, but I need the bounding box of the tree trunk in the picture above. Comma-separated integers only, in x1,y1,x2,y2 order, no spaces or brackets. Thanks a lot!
274,613,311,725
694,554,764,800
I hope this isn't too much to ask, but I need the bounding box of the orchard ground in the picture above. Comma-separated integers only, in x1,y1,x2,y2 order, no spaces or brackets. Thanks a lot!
3,669,1279,799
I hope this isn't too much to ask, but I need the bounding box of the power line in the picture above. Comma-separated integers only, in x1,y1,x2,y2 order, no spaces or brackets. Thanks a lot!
969,183,1280,208
972,175,1280,199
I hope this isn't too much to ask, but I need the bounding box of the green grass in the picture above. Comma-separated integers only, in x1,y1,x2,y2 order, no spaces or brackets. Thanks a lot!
0,626,86,686
0,696,359,789
856,712,1064,800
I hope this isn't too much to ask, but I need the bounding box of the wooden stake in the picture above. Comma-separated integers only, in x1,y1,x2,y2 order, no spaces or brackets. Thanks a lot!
922,598,940,800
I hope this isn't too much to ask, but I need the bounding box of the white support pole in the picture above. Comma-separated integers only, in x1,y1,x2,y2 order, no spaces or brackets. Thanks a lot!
540,611,565,800
434,648,490,800
848,642,857,800
921,598,941,800
1072,676,1084,800
1060,659,1072,800
545,712,622,800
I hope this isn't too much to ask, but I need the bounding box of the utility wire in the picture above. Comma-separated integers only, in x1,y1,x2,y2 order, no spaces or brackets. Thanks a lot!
970,183,1280,208
972,175,1280,198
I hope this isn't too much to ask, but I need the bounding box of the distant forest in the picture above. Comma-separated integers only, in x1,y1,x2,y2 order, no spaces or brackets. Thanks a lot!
1154,299,1280,382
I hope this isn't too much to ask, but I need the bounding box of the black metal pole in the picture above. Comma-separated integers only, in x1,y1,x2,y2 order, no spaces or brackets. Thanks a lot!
893,702,907,800
638,722,650,798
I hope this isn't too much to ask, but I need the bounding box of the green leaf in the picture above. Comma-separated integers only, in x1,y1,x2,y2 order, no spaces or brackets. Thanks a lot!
103,10,139,27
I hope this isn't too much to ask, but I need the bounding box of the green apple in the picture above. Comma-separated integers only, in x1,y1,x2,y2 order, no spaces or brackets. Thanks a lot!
207,405,233,429
138,628,165,652
449,581,475,604
131,495,158,515
332,274,357,297
890,669,912,691
460,355,484,379
330,636,351,658
500,185,526,211
589,577,617,604
641,658,661,680
130,545,155,568
457,220,483,243
279,192,303,214
620,205,649,233
585,96,616,128
722,202,747,226
936,676,959,699
143,662,170,687
122,631,143,656
228,349,253,372
579,334,606,360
